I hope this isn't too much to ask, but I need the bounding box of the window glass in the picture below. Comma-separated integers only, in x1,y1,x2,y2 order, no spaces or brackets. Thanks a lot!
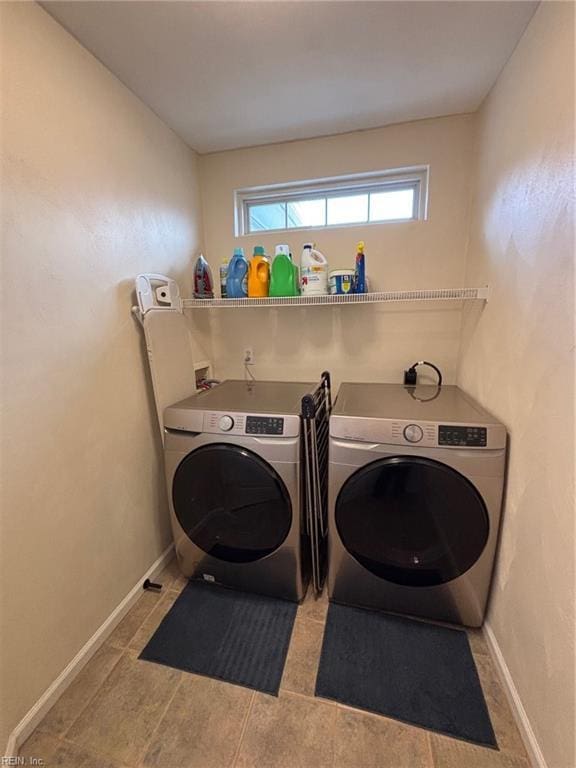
248,202,286,231
236,166,427,235
287,198,326,228
370,189,414,221
327,194,369,225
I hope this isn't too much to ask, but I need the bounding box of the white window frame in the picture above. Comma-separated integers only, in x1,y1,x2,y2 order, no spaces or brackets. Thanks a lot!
234,165,429,236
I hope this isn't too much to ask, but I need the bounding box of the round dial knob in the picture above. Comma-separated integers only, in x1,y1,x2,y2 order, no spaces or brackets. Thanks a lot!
218,415,234,432
403,424,423,443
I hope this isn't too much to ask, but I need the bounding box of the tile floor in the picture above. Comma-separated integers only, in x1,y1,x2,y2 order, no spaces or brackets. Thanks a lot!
20,560,530,768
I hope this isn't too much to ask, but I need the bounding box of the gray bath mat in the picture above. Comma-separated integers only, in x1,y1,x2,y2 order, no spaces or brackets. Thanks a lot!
140,580,297,695
315,602,497,747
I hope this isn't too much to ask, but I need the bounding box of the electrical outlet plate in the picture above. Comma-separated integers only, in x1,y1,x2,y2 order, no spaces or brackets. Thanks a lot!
243,347,254,364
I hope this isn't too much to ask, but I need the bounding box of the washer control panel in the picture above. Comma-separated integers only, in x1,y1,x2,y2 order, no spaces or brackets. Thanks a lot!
202,411,291,436
438,425,487,447
204,412,246,434
218,415,235,432
246,415,284,435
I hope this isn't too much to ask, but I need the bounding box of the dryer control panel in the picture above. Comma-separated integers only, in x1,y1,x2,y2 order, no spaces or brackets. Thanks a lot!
438,425,487,447
330,416,506,450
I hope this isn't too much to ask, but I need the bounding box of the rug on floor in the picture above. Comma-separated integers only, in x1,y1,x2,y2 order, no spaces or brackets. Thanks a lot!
140,580,297,695
315,602,497,748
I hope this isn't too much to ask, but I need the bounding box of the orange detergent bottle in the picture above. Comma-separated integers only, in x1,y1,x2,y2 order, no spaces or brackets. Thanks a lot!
248,246,270,297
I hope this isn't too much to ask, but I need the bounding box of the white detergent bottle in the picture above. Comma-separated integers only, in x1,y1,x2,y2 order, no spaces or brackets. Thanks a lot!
300,243,329,295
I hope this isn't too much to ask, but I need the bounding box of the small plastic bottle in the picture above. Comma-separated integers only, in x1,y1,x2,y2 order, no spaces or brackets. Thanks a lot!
353,241,366,294
219,260,228,298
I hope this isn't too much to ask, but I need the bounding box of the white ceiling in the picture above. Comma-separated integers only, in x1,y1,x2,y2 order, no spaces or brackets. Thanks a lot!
43,1,537,154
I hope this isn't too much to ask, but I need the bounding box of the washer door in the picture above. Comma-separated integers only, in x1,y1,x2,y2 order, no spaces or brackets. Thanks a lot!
172,443,292,563
335,456,489,586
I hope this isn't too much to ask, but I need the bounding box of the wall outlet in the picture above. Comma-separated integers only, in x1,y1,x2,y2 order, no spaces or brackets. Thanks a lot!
243,347,254,364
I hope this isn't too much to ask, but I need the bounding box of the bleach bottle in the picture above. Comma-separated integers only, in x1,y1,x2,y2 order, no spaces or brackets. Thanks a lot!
300,243,328,295
226,247,249,298
193,254,214,298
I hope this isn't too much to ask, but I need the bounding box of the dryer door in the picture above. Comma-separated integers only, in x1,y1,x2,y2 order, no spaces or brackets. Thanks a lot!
335,456,489,586
172,443,292,563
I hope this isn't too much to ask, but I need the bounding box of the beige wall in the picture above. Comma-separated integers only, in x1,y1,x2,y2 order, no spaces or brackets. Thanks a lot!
199,115,474,386
458,3,575,767
0,2,209,748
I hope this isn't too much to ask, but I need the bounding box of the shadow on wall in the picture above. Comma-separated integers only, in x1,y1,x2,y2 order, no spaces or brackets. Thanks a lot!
458,300,489,379
484,432,512,621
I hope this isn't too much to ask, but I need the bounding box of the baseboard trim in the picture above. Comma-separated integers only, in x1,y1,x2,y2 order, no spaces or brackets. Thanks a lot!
5,543,174,757
484,621,548,768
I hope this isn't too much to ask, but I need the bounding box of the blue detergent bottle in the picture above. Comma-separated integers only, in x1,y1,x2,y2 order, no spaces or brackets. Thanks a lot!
353,240,366,294
226,248,249,298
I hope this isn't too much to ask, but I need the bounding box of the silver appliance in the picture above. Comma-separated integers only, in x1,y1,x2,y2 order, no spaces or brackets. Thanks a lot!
164,380,317,602
328,383,507,627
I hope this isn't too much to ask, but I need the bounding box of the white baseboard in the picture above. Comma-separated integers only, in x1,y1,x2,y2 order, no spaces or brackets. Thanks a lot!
484,621,548,768
5,543,174,757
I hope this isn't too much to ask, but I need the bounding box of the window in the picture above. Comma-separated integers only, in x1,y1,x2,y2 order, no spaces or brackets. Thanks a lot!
235,166,428,236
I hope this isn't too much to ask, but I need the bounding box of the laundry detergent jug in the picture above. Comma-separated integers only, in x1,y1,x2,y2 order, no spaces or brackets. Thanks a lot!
269,244,299,297
226,248,249,298
193,254,214,298
248,246,270,297
300,243,328,295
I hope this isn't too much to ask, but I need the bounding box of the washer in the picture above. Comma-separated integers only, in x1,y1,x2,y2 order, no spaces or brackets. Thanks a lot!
163,379,316,602
328,383,507,627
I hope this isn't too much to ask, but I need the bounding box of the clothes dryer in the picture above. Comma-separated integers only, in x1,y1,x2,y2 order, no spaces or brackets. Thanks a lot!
328,384,507,626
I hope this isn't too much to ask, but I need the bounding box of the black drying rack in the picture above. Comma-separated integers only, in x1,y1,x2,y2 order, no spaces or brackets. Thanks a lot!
301,371,332,595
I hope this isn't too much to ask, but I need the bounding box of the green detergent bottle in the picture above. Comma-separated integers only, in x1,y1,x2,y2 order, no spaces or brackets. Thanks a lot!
269,244,299,297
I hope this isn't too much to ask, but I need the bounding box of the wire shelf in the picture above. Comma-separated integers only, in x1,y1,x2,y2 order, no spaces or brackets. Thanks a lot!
182,287,489,309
